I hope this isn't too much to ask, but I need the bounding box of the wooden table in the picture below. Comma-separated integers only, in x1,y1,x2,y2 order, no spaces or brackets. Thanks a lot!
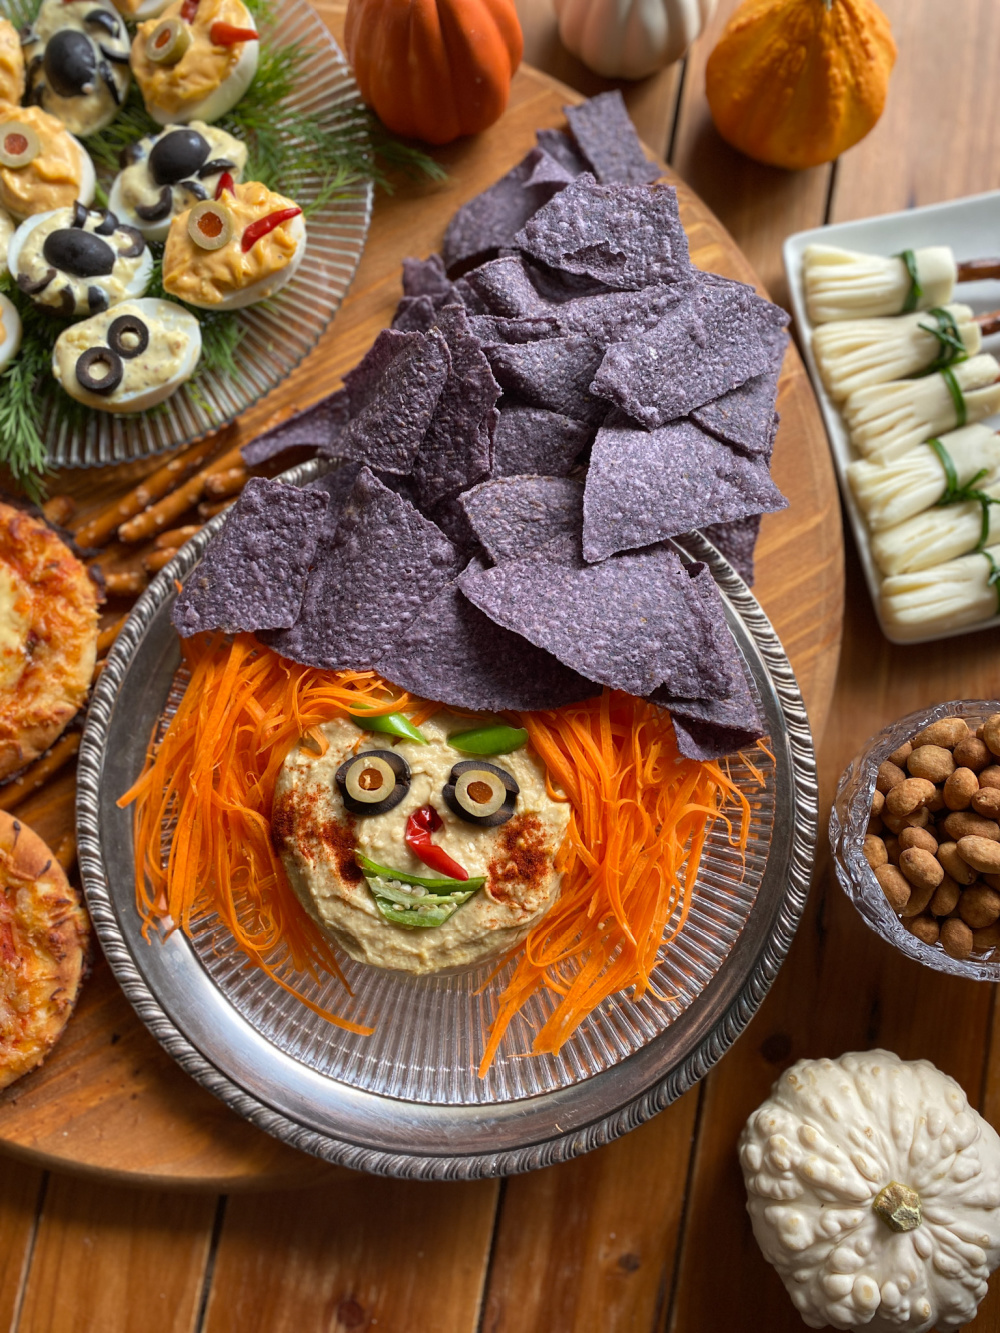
2,0,998,1328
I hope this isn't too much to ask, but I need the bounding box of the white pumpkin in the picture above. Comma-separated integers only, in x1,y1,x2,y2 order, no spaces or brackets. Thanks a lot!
739,1051,1000,1332
553,0,716,80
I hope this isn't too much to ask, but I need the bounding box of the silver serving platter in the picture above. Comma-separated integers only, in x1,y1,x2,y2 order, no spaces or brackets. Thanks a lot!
77,460,818,1178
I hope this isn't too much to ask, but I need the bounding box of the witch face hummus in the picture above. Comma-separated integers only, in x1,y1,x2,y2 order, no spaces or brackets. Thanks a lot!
273,713,570,975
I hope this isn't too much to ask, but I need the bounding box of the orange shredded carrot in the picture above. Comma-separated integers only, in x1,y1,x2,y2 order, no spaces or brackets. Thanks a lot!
119,635,755,1069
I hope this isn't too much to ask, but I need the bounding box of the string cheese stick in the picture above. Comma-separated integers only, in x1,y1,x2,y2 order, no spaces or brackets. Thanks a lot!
812,304,982,400
843,354,1000,463
847,424,1000,530
803,244,958,323
881,543,1000,638
871,486,1000,575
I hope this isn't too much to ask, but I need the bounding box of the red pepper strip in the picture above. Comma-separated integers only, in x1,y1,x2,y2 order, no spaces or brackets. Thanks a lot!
405,806,469,881
180,0,198,20
241,206,302,253
215,172,235,200
210,21,259,44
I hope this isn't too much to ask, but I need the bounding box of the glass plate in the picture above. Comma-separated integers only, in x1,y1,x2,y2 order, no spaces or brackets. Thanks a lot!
77,463,818,1177
44,0,373,469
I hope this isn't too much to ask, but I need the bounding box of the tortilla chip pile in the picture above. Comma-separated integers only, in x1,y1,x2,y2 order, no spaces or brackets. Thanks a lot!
174,92,789,761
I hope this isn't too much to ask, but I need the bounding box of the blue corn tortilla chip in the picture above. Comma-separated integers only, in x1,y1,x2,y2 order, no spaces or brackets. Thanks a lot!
392,294,438,334
459,544,739,700
412,305,500,507
377,557,600,712
427,492,483,557
653,659,767,761
262,467,462,670
460,476,584,564
552,284,691,342
462,256,553,318
467,313,561,344
242,391,349,466
590,280,770,427
450,276,490,313
691,367,782,457
442,147,575,274
338,328,451,475
402,254,456,304
172,478,329,637
535,127,589,177
485,335,609,425
582,413,787,563
515,176,692,291
491,403,592,477
703,513,762,587
564,91,659,186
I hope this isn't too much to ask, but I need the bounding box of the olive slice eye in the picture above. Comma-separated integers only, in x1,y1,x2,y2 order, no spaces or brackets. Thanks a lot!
443,760,518,827
187,200,234,251
335,748,411,817
76,346,123,396
108,314,149,359
146,17,191,65
0,123,40,169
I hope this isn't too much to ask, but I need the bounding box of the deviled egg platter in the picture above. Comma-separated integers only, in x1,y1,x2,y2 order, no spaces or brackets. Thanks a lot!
22,0,131,137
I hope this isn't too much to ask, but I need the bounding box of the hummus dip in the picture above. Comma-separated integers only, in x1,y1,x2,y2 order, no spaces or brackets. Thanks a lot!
272,712,570,975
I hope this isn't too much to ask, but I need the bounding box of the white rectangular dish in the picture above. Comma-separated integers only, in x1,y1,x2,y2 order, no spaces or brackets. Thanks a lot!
783,188,1000,645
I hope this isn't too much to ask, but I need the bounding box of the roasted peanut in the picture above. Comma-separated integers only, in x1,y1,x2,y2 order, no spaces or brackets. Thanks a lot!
907,915,940,945
973,922,1000,952
930,874,961,917
898,847,944,892
972,787,1000,819
941,811,1000,842
876,760,907,794
867,813,884,836
885,778,938,818
980,765,1000,790
943,767,980,811
936,841,978,885
901,877,938,917
954,736,991,772
863,834,888,869
898,826,938,855
941,917,974,960
984,713,1000,758
908,745,955,783
984,872,1000,892
883,834,901,865
956,835,1000,875
889,741,913,767
875,863,910,911
925,789,945,813
959,884,1000,929
912,718,969,749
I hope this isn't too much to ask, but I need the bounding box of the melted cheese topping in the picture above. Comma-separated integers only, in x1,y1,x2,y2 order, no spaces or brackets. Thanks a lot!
133,0,254,119
0,106,82,220
0,562,30,692
0,19,24,105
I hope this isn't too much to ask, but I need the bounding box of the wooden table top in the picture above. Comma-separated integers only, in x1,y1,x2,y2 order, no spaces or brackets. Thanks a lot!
2,0,998,1329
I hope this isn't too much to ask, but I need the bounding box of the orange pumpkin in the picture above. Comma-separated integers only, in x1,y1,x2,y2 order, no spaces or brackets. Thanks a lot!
705,0,896,171
345,0,523,146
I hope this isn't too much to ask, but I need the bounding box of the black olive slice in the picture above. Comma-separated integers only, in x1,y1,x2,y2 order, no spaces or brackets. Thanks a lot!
179,178,208,201
117,225,146,258
99,44,131,64
87,285,108,315
58,285,76,317
443,760,519,827
76,346,123,396
335,749,411,817
0,121,40,168
43,228,115,277
108,313,149,359
198,157,235,179
71,200,88,228
18,25,34,45
134,185,173,223
44,30,97,98
99,59,121,104
26,53,42,76
119,140,144,169
85,9,121,36
93,208,118,235
16,266,55,295
149,128,209,186
25,83,45,108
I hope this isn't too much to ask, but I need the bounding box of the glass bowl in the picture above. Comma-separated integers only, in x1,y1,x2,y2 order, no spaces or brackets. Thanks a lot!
830,699,1000,980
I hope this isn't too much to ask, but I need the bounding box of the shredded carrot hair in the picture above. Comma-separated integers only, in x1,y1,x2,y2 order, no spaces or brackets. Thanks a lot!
120,634,756,1069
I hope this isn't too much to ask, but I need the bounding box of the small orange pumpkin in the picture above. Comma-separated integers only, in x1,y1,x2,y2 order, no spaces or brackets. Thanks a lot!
705,0,896,171
345,0,523,146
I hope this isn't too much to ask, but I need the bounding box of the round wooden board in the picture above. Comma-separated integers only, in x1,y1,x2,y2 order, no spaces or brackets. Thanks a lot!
0,36,843,1189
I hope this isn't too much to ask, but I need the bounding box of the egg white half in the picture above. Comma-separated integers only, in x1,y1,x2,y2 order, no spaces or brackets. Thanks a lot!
178,211,307,311
118,0,172,17
0,293,22,371
8,207,154,317
0,209,12,277
148,24,259,126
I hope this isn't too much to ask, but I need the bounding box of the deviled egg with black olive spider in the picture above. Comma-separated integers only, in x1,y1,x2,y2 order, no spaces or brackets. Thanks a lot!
9,204,151,318
22,0,131,138
0,18,25,105
53,297,201,411
0,106,95,222
108,122,247,243
0,294,23,373
162,180,305,311
132,0,259,126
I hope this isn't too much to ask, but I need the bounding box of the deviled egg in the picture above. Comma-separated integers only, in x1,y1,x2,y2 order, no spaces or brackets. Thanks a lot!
0,106,95,222
110,0,172,21
0,209,13,278
109,122,247,242
53,297,202,412
0,18,25,105
132,0,259,126
0,294,22,373
9,204,152,318
22,0,131,138
162,180,305,311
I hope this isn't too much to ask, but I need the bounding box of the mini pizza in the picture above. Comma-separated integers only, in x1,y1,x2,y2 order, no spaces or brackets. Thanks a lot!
0,17,25,105
9,203,152,318
53,297,202,411
162,179,305,310
0,105,95,222
109,121,248,242
0,293,22,372
0,812,89,1092
0,502,99,781
132,0,259,126
22,0,131,138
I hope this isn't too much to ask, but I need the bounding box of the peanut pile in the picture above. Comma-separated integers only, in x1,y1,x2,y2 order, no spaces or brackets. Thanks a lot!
866,714,1000,961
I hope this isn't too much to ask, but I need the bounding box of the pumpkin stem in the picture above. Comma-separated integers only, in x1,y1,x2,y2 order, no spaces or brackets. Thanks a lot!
872,1181,922,1233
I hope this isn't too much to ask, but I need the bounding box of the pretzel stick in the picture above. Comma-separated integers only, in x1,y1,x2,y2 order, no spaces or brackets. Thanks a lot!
198,498,236,521
53,832,77,875
0,733,81,812
42,495,75,527
97,614,128,656
118,441,245,543
154,524,200,550
143,547,178,574
203,465,248,499
102,569,147,597
74,434,225,548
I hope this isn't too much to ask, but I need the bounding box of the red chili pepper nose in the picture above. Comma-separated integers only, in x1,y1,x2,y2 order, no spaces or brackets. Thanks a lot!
405,805,468,881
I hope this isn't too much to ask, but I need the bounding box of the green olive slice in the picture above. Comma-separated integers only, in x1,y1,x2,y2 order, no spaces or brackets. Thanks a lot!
0,123,41,169
335,748,411,817
454,768,507,819
443,760,519,827
187,200,234,251
145,17,191,65
345,755,396,805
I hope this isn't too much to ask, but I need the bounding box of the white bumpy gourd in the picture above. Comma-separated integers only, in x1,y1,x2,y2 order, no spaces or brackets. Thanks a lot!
552,0,716,80
739,1051,1000,1331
